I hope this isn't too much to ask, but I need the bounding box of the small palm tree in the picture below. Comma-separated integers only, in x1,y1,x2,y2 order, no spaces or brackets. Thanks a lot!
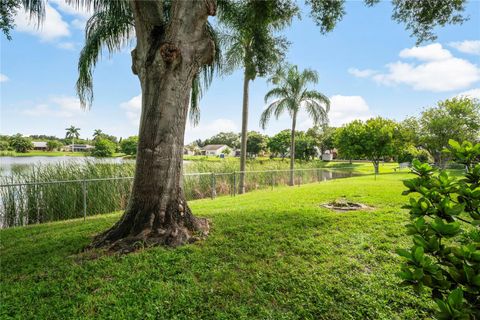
260,65,330,186
93,129,103,140
65,126,80,151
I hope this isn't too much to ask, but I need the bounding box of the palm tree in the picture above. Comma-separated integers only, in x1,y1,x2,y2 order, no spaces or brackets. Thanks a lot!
65,126,80,151
219,2,295,193
260,65,330,186
93,129,103,140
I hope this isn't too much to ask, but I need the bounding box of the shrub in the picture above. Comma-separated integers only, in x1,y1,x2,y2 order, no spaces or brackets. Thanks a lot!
398,145,432,163
120,136,138,155
92,138,116,157
9,134,33,153
46,140,63,151
0,140,9,151
398,140,480,319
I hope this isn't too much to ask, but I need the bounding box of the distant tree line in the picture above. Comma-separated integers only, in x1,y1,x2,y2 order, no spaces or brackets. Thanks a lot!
0,128,139,158
184,97,479,171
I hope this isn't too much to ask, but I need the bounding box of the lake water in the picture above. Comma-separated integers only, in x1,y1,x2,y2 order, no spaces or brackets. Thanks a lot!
0,156,134,177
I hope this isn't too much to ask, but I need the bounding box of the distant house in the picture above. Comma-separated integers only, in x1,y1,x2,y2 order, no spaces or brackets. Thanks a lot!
201,144,230,156
322,149,337,161
64,144,94,152
32,141,48,151
183,148,195,156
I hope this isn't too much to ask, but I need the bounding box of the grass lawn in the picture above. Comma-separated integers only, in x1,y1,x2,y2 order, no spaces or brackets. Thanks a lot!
0,173,431,319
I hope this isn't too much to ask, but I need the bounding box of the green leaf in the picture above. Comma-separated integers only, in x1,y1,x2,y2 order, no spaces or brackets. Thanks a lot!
414,246,424,263
447,288,463,309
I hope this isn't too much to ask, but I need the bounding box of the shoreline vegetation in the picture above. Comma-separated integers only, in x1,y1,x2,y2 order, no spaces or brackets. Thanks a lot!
0,150,125,157
0,160,397,228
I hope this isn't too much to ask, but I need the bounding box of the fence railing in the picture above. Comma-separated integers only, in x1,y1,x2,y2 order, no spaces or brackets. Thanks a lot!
0,167,361,228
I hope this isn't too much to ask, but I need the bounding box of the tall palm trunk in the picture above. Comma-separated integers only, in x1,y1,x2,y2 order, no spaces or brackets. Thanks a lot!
89,0,215,252
289,111,297,186
239,71,249,194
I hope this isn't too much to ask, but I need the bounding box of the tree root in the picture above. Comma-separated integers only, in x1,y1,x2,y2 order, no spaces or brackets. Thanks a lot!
85,215,209,254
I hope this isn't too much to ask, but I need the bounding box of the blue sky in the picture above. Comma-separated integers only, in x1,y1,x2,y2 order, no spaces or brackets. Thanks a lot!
1,1,479,143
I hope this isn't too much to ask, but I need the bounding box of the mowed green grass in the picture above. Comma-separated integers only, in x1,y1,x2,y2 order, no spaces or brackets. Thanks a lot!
0,173,432,319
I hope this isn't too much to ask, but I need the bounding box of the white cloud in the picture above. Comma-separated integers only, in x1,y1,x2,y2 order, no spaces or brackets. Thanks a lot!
22,96,85,118
120,94,142,126
456,88,480,99
50,0,92,19
50,0,92,30
71,18,87,30
14,4,70,42
399,43,452,61
449,40,480,55
119,94,239,143
352,43,480,92
348,68,377,78
186,119,238,142
295,95,374,129
57,42,76,50
326,95,373,126
0,73,9,82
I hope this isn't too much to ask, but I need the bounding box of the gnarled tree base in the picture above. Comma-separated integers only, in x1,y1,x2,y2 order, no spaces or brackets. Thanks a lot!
86,205,209,254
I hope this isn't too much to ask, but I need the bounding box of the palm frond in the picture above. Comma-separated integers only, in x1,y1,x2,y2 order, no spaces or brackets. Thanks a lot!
188,21,223,127
260,100,281,130
300,69,319,85
273,98,291,120
264,87,288,104
76,2,134,108
189,75,201,126
304,100,329,126
303,90,330,112
263,64,330,130
21,0,44,24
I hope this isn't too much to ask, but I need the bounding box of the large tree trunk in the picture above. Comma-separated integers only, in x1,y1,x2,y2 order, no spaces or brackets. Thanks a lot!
89,0,216,253
239,72,249,194
289,113,297,186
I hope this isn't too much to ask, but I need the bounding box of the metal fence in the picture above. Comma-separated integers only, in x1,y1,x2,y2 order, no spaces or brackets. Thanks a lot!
0,167,361,228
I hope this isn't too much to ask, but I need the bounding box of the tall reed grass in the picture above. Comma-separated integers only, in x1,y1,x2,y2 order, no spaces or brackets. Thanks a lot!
0,161,135,227
1,158,359,228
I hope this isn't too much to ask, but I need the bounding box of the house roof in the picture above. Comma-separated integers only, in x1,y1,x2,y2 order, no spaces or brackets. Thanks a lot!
66,144,94,148
202,144,227,151
32,141,47,148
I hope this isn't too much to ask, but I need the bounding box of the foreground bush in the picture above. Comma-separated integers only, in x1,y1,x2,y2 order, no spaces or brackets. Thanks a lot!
398,140,480,319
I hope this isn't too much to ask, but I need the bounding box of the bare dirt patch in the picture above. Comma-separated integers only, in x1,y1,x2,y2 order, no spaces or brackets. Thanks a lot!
321,198,374,212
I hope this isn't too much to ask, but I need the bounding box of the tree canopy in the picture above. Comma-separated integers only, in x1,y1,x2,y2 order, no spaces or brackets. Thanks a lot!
419,97,480,166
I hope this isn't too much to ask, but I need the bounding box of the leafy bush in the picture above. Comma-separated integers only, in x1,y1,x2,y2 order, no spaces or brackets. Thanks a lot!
398,145,432,163
120,136,138,155
92,138,116,157
9,134,33,153
46,140,63,151
0,140,9,151
398,140,480,319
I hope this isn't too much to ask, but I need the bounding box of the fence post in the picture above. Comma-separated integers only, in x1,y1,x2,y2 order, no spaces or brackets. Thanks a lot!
82,179,87,221
271,171,274,190
36,183,40,224
211,173,216,199
233,171,236,197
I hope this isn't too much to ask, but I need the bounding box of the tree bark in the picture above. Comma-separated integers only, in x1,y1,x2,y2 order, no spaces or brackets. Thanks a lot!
289,112,297,186
373,161,379,175
88,0,216,253
239,72,249,194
